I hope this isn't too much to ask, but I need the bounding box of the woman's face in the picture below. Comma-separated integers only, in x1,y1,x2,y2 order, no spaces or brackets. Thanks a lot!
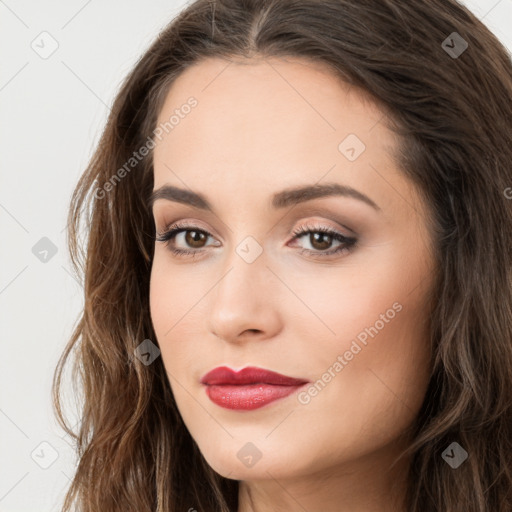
149,56,435,482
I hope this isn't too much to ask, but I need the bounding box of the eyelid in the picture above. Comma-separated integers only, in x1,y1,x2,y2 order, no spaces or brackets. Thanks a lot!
155,220,220,249
290,218,356,237
157,218,218,237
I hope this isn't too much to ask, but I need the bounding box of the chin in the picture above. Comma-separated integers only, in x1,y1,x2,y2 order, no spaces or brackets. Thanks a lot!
198,438,308,481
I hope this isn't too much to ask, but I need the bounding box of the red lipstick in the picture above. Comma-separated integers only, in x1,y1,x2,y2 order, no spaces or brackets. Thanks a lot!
200,366,309,410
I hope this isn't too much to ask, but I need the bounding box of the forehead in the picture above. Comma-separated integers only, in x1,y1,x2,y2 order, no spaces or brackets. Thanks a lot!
152,56,404,212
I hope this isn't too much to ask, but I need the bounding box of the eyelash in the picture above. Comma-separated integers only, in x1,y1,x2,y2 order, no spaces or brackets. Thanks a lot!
155,221,357,259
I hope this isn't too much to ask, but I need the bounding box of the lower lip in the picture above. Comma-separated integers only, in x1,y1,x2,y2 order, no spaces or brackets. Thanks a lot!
205,383,306,410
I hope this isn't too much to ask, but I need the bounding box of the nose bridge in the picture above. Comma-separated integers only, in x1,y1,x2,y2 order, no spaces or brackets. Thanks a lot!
207,236,279,340
215,235,270,306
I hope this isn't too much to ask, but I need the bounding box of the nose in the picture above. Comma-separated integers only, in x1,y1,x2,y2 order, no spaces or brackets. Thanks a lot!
207,247,282,344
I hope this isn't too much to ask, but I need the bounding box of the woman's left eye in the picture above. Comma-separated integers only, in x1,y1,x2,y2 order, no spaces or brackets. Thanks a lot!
289,224,357,257
155,222,357,259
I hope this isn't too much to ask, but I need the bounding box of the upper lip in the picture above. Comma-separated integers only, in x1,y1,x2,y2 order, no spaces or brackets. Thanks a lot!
200,366,310,386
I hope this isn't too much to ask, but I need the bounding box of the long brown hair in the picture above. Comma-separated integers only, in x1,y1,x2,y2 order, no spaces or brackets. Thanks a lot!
53,0,512,510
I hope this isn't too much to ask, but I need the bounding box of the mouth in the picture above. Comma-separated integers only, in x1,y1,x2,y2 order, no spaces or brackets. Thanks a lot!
200,366,310,410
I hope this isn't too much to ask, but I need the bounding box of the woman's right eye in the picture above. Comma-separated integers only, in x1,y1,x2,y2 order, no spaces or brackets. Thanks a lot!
155,223,218,256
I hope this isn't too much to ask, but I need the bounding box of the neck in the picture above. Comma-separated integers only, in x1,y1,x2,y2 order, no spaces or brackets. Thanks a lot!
237,440,411,512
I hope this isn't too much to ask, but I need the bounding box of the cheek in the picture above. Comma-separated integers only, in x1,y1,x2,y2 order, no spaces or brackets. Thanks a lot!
291,247,432,410
149,259,211,377
149,257,204,337
149,265,171,341
298,273,431,435
149,263,186,367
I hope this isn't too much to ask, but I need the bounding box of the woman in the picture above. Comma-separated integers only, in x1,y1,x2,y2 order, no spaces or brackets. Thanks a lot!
52,0,512,510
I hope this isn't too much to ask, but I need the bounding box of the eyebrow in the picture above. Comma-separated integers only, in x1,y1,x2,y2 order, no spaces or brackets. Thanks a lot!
147,182,380,212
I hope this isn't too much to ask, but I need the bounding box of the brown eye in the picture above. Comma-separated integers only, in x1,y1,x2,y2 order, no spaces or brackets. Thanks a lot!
290,224,357,258
308,232,333,251
155,223,220,256
185,230,208,248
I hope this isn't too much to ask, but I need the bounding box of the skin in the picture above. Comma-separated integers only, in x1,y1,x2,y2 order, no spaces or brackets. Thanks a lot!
149,56,436,512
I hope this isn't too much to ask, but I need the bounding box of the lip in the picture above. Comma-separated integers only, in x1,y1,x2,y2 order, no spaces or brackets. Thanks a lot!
200,366,310,410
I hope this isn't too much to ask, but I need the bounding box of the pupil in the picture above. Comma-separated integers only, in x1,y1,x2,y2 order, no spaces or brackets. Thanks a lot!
312,232,331,250
186,230,205,247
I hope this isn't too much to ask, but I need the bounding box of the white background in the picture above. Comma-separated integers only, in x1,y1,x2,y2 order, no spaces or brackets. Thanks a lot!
1,1,511,510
